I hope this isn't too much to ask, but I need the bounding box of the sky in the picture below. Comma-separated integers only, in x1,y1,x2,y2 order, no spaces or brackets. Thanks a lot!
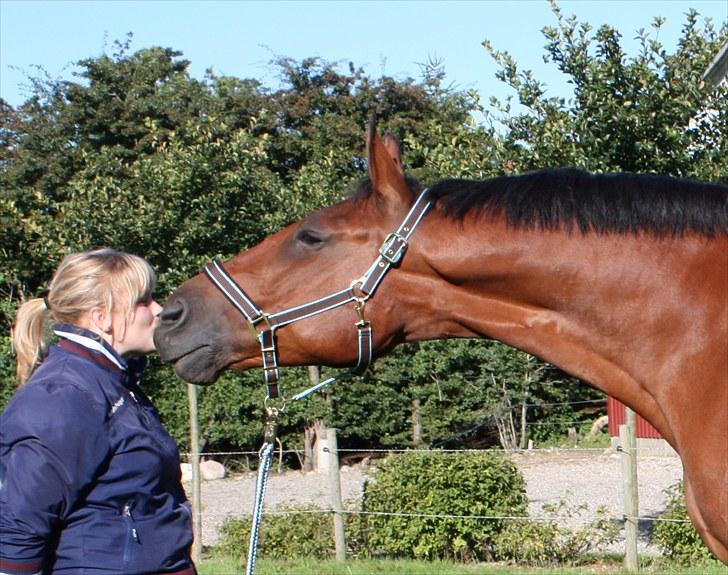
1,0,727,112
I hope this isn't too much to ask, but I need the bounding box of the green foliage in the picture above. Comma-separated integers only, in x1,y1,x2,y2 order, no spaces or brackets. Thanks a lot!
494,500,618,565
332,340,603,451
218,505,337,560
482,2,727,180
211,473,715,570
403,101,504,183
651,481,719,565
355,451,527,561
0,335,16,408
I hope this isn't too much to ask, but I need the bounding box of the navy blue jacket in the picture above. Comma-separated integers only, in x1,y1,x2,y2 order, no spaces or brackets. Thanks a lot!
0,325,195,575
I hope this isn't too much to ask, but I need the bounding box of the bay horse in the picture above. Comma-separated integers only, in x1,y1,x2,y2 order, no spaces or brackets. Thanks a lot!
154,118,728,562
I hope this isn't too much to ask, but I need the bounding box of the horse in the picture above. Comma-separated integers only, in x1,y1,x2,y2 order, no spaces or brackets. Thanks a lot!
154,117,728,562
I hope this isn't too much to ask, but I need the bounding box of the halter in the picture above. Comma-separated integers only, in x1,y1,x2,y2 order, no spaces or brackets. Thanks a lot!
203,188,432,400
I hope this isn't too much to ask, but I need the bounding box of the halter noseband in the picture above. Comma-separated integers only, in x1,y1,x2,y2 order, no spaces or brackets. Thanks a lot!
204,188,432,400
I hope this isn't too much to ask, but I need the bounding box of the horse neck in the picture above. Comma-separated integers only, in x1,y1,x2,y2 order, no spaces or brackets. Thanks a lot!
398,215,725,443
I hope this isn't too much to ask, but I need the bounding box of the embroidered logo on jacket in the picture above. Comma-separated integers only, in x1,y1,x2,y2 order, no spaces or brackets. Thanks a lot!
111,397,125,415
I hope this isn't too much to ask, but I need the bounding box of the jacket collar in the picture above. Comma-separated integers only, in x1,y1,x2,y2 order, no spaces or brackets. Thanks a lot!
53,323,127,370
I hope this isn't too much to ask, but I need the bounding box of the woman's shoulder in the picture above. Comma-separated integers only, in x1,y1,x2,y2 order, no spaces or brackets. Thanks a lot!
5,346,116,422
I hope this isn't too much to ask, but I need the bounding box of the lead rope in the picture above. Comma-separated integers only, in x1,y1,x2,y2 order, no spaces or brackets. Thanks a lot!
243,303,371,574
245,406,279,575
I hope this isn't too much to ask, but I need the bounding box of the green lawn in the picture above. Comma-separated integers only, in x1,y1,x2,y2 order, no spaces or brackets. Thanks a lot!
198,556,728,575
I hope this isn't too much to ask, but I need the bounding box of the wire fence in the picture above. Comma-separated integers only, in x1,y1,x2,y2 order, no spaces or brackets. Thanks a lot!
182,444,689,528
242,507,690,523
183,398,612,463
183,439,692,575
180,447,616,461
180,445,672,459
180,397,694,569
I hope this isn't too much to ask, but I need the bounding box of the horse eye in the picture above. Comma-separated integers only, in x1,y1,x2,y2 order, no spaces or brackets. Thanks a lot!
296,229,324,246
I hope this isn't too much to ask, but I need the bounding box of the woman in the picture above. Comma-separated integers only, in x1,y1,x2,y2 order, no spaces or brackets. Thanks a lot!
0,249,195,575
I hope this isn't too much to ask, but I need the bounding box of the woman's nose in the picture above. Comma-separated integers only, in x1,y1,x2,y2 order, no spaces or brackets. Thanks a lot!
151,299,163,316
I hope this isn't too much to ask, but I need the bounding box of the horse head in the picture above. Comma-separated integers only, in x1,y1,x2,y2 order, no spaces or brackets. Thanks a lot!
154,117,423,384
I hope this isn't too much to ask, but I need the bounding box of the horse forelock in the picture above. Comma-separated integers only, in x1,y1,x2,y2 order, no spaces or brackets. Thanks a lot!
427,169,728,237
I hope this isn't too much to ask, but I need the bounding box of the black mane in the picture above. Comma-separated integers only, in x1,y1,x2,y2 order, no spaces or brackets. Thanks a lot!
427,169,728,237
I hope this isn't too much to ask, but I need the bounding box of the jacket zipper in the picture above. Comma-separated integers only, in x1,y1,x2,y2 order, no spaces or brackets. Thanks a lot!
122,501,140,564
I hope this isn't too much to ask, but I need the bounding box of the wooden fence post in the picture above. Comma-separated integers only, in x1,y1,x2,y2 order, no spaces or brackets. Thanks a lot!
324,428,347,562
187,383,202,565
620,407,639,572
412,398,424,447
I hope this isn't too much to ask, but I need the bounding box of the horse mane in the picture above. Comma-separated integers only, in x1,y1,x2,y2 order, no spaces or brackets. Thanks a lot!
426,169,728,237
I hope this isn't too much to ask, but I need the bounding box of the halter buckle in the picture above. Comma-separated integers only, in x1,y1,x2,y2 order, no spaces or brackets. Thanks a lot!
379,233,408,265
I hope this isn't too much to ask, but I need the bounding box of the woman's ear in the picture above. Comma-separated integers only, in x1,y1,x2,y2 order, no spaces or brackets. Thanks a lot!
88,306,113,334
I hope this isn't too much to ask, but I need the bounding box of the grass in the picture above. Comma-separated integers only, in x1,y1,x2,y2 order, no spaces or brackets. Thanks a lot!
197,555,728,575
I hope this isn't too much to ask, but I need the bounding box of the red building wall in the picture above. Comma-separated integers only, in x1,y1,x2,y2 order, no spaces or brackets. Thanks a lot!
607,396,662,438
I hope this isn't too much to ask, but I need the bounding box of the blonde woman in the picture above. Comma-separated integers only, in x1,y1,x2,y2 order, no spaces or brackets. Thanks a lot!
0,249,196,575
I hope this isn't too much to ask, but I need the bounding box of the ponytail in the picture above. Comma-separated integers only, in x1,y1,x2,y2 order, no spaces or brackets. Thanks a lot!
12,298,50,386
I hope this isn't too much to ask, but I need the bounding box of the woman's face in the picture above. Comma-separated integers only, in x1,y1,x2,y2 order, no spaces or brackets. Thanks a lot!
114,297,163,358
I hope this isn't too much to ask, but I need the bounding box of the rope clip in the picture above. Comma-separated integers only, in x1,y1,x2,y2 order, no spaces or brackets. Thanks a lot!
353,299,370,328
262,397,284,445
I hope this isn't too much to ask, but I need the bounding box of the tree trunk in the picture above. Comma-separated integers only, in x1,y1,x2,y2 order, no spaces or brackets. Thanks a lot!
301,366,322,472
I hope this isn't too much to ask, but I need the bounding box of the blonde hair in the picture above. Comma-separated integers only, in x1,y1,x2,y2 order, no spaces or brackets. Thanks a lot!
12,249,156,385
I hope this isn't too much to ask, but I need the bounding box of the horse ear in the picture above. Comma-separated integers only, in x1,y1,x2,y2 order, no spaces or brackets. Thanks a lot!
366,114,413,208
382,132,403,176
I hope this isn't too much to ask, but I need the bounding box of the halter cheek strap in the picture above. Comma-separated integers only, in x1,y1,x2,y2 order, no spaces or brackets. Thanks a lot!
204,188,432,400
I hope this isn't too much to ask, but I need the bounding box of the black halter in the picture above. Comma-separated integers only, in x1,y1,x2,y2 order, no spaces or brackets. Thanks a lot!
204,188,432,400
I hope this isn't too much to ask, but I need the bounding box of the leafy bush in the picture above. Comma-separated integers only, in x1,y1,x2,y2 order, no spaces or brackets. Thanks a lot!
0,335,17,408
651,481,718,565
354,451,527,561
494,499,618,565
217,505,337,560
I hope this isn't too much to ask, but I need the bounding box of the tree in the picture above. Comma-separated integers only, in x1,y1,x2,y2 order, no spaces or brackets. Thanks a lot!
482,2,727,180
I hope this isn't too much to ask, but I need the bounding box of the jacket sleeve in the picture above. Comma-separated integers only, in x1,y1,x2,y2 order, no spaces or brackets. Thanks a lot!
0,379,110,573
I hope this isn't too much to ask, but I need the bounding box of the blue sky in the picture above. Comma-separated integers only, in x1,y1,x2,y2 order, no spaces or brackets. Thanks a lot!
1,0,726,111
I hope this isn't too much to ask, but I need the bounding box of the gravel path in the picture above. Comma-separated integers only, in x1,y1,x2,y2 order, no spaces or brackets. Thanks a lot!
188,449,683,555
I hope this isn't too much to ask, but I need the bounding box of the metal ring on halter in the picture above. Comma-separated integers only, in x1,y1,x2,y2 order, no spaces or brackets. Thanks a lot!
247,313,273,339
349,277,370,302
349,278,371,327
264,394,286,414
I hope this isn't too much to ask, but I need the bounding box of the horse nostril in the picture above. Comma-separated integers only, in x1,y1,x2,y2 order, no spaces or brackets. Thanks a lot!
159,298,188,328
